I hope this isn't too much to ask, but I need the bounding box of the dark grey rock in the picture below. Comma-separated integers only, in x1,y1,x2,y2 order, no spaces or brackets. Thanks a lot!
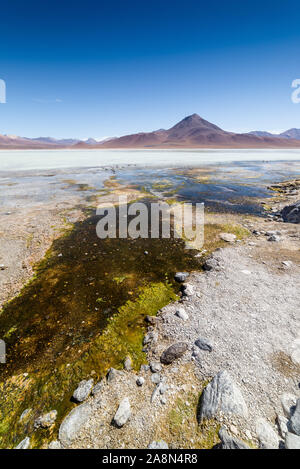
219,428,250,449
203,257,220,271
59,402,92,446
160,342,188,365
281,201,300,224
195,337,213,352
72,378,94,402
198,370,248,422
174,272,189,283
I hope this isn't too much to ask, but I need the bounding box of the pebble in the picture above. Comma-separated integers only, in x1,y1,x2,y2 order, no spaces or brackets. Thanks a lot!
136,376,145,386
175,307,189,321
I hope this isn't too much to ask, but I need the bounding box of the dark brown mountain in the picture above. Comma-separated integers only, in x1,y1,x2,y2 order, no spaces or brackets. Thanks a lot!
95,114,300,149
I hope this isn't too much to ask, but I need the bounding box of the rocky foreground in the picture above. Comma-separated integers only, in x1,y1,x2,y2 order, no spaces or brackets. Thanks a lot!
15,198,300,449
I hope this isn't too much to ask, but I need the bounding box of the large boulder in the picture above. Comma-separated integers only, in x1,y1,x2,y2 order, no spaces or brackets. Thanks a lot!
281,201,300,223
59,402,92,447
160,342,188,365
198,370,248,422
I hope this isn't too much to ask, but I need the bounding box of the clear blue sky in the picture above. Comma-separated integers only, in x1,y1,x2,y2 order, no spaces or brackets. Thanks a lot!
0,0,300,139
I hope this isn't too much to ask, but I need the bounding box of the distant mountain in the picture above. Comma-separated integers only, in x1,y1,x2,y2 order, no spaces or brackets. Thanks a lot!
94,114,300,149
280,128,300,140
249,128,300,140
1,115,300,149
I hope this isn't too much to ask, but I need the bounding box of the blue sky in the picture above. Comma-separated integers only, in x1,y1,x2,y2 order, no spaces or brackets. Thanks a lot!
0,0,300,139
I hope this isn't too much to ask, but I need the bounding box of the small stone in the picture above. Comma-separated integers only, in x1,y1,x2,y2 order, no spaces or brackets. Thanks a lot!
48,440,62,449
143,331,158,345
218,427,250,449
160,342,188,365
92,379,105,396
219,233,237,243
19,408,31,422
285,432,300,449
148,440,169,449
276,414,288,438
175,308,189,321
255,417,279,449
268,234,281,242
34,410,57,429
151,373,161,384
282,261,293,268
159,383,168,395
281,393,297,418
112,397,131,427
140,364,150,373
150,362,162,373
181,284,194,297
136,376,145,386
124,356,132,371
72,378,94,403
15,437,30,449
203,257,220,271
195,337,213,352
0,264,7,270
174,272,189,283
144,251,149,255
107,367,120,382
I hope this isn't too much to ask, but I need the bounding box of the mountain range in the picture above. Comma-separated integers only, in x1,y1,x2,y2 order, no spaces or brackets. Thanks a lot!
1,114,300,149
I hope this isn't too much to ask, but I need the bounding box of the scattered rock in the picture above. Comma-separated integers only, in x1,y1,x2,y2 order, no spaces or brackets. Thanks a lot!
198,370,248,422
285,432,300,449
219,233,237,243
281,201,300,224
15,436,30,449
0,264,7,270
174,272,189,283
276,414,288,438
136,376,145,386
218,427,250,449
19,408,31,422
150,362,162,373
148,440,169,449
175,307,189,321
107,368,120,383
34,410,57,429
181,284,194,297
195,337,213,352
48,440,63,449
112,397,131,428
203,257,220,271
72,379,94,403
92,379,105,396
281,393,297,418
268,234,281,242
160,342,188,365
124,356,132,371
255,417,279,449
151,373,161,384
282,261,293,268
143,331,158,345
289,398,300,436
59,402,92,446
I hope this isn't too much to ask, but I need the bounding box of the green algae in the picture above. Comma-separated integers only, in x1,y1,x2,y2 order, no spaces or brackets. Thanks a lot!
0,205,198,448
